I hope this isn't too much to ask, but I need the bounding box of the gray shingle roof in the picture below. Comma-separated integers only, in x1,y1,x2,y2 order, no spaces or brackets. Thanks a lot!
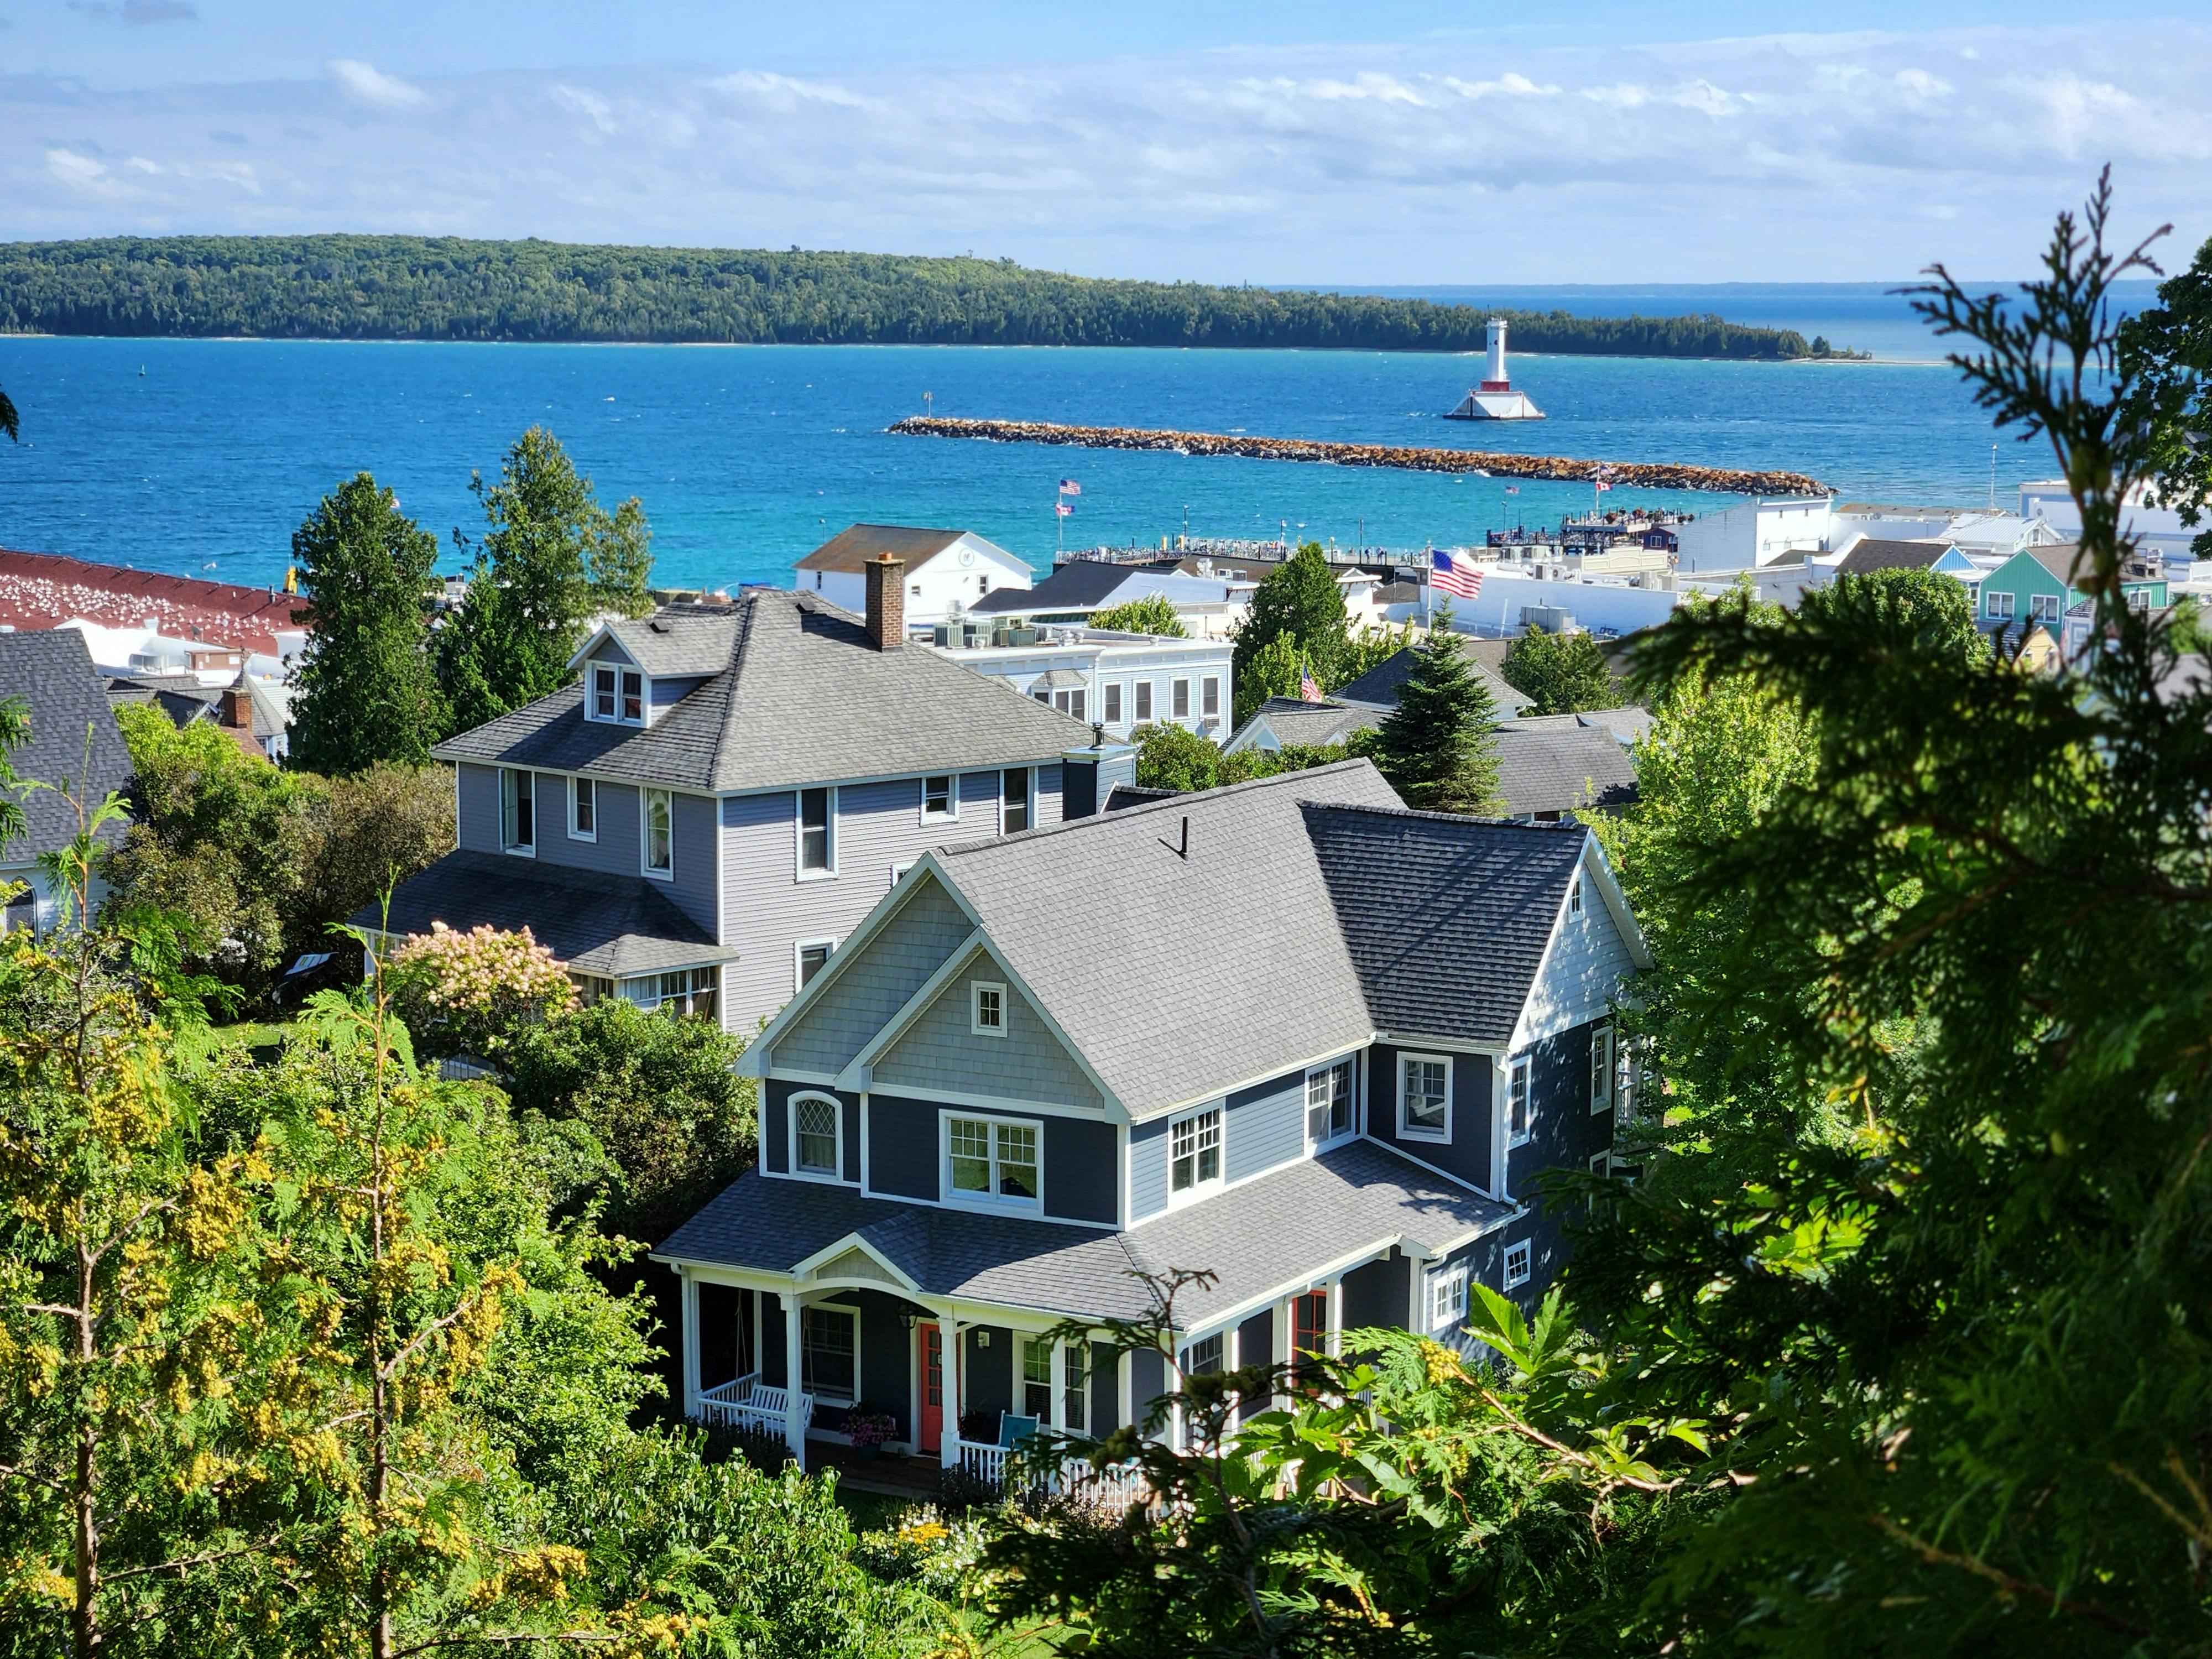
0,630,134,863
432,589,1095,794
969,560,1133,616
593,612,743,677
1835,537,1952,575
798,524,982,573
1227,697,1384,752
657,1140,1512,1325
350,848,734,978
1491,722,1640,816
1303,804,1585,1047
1334,639,1532,715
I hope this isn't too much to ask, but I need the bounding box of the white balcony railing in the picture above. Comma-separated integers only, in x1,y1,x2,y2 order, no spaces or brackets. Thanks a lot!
954,1438,1154,1513
697,1374,813,1441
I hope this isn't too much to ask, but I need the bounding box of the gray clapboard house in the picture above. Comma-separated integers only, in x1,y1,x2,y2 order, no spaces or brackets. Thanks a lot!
364,559,1120,1031
653,758,1649,1475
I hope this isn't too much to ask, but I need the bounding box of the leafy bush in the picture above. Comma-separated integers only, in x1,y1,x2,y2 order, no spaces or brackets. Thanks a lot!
383,921,577,1060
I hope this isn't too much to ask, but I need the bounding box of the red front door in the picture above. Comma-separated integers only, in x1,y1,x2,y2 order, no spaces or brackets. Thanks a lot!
919,1325,945,1454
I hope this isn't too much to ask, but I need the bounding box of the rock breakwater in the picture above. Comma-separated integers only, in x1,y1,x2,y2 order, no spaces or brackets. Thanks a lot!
889,416,1827,497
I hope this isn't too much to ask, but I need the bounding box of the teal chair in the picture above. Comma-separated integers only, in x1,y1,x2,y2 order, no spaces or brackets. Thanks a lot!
998,1412,1039,1450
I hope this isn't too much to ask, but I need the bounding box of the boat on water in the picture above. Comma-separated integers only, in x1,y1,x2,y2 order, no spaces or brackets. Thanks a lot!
1444,319,1544,421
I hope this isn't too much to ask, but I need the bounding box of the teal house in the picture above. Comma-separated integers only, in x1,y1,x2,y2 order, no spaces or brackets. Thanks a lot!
1976,544,2168,629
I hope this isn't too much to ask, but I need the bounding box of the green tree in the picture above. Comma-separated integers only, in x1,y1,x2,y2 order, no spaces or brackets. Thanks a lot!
435,427,654,734
1500,627,1620,715
1332,621,1410,691
279,761,455,972
1088,594,1188,638
1233,633,1307,725
1806,564,1987,660
288,473,445,774
0,383,17,442
2121,223,2212,556
1233,542,1347,717
1368,606,1500,813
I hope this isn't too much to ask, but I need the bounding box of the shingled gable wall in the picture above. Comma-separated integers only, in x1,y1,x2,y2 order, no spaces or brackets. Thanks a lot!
870,941,1104,1112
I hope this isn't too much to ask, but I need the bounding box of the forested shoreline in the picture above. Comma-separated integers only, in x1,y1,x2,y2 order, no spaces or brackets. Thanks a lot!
0,234,1823,357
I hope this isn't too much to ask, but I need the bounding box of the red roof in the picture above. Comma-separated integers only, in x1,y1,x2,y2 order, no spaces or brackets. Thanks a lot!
0,549,306,658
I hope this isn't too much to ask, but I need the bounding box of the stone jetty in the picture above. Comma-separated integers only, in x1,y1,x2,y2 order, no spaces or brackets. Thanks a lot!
888,416,1827,497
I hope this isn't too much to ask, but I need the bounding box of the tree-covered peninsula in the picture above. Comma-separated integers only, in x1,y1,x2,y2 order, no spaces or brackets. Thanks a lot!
0,234,1823,357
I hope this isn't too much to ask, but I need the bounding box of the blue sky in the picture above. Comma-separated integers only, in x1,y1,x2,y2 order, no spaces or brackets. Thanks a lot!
3,1,2207,281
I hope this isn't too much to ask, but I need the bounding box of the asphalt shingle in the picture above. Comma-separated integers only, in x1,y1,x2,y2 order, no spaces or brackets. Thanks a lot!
1491,722,1640,816
0,630,135,862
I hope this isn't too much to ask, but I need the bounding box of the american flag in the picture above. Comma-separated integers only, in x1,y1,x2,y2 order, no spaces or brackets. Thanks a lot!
1432,549,1485,600
1594,465,1614,494
1504,484,1520,495
1055,502,1073,517
1058,479,1082,497
1300,667,1323,702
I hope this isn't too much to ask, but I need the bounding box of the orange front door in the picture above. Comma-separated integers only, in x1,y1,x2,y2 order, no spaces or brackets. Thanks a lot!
919,1325,945,1454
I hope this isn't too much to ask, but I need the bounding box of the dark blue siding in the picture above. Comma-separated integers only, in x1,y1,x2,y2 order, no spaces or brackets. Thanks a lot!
1088,1342,1118,1432
763,1080,860,1180
868,1093,940,1200
1341,1250,1410,1333
1238,1307,1275,1422
855,1290,913,1441
1044,1115,1119,1224
962,1327,1014,1432
869,1093,1115,1222
1503,1018,1614,1301
1130,1346,1167,1437
1365,1044,1494,1191
1130,1118,1168,1218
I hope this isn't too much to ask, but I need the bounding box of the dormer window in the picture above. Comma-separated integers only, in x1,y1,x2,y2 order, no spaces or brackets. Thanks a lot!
590,662,644,725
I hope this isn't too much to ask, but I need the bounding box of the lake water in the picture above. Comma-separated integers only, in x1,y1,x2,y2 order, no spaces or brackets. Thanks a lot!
0,281,2145,594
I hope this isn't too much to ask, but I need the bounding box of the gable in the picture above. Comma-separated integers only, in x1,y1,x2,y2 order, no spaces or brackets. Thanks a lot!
870,943,1103,1111
586,638,640,670
771,876,977,1075
1517,851,1638,1044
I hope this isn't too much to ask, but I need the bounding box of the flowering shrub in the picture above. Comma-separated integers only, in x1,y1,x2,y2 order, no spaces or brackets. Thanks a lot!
383,921,577,1059
846,1404,898,1451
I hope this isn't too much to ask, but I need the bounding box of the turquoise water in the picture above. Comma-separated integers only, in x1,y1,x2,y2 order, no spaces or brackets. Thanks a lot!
0,284,2108,592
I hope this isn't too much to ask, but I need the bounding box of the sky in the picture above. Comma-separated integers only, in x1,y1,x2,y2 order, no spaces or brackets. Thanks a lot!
1,1,2208,283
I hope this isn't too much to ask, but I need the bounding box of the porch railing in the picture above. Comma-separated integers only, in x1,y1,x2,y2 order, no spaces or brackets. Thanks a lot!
697,1374,813,1441
954,1439,1154,1514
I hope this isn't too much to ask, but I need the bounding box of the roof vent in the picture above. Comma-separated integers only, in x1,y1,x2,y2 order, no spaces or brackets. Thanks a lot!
649,617,672,633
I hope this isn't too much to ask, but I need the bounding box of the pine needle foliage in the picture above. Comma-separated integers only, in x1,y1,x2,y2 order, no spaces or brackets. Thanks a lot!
1369,604,1500,812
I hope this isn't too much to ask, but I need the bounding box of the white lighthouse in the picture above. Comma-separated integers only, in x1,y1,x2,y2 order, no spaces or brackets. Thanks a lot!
1444,317,1545,421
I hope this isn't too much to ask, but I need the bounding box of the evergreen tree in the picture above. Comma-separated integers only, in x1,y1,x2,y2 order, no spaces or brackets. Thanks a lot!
1370,606,1500,812
435,427,654,734
1500,626,1620,715
288,473,444,774
1232,541,1347,710
0,382,17,442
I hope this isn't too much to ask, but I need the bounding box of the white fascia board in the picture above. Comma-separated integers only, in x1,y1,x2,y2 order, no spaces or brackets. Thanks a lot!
1581,832,1653,971
789,1230,922,1293
565,624,630,673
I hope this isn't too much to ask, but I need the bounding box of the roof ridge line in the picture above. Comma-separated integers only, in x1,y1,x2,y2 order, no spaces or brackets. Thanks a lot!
1298,798,1588,832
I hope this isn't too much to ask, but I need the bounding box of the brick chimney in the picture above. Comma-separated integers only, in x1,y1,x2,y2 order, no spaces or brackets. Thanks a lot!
864,554,905,651
222,686,253,728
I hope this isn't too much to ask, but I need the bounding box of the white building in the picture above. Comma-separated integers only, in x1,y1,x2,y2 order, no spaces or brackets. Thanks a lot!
1673,495,1835,573
1433,564,1686,639
931,624,1235,744
2021,480,2200,566
796,524,1032,629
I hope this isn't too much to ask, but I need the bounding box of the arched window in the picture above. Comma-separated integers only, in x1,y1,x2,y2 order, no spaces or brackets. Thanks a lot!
792,1094,842,1180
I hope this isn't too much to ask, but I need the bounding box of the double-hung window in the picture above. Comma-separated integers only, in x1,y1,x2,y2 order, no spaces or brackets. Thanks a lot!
1201,677,1220,719
1062,1343,1089,1431
1306,1058,1355,1145
622,669,644,723
642,787,673,877
1590,1027,1615,1115
1020,1338,1054,1419
1053,688,1086,719
946,1116,1040,1207
1103,682,1123,724
1172,679,1191,720
1398,1054,1449,1141
798,787,833,874
593,664,618,720
795,939,833,991
793,1094,841,1178
499,768,534,853
1507,1057,1533,1147
801,1304,858,1401
1986,589,2016,620
1168,1106,1223,1199
1427,1265,1468,1332
1134,680,1154,722
1502,1240,1532,1290
922,775,955,822
570,776,596,840
1001,769,1031,834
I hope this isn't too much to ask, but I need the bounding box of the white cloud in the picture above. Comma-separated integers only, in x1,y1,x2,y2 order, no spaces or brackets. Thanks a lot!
708,70,863,108
1443,72,1559,100
326,59,427,109
550,83,615,134
1895,67,1953,97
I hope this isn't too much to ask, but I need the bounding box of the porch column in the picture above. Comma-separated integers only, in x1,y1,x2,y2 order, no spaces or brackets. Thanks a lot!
1326,1278,1344,1358
680,1272,701,1417
938,1313,961,1470
1272,1297,1292,1410
784,1293,806,1472
1050,1335,1068,1432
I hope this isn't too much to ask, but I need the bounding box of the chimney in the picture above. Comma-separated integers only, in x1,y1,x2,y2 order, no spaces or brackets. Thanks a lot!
222,686,253,728
864,553,905,651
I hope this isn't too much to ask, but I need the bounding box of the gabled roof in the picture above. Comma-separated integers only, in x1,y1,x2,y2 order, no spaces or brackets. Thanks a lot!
432,590,1095,793
968,559,1134,615
1225,697,1384,753
1333,638,1531,715
0,629,134,863
575,613,743,678
1491,722,1640,816
351,849,733,979
1835,537,1954,575
797,524,1021,574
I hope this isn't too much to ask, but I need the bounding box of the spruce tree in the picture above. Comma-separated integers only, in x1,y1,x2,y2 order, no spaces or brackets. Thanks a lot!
1371,605,1500,812
289,473,444,774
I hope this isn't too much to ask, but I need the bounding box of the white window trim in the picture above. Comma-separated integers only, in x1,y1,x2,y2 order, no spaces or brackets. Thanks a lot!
1171,677,1191,721
1305,1056,1358,1150
1165,1103,1225,1208
1000,768,1032,837
499,767,535,857
586,660,649,727
1505,1055,1535,1149
1103,681,1124,725
795,785,838,881
1502,1239,1532,1290
1590,1026,1615,1116
889,860,915,890
940,1109,1045,1214
1134,680,1154,722
920,773,958,825
1201,676,1220,719
971,979,1009,1038
1588,1150,1613,1177
640,786,675,881
1986,589,2016,620
1396,1051,1452,1144
1567,873,1584,917
793,937,837,994
568,775,597,842
800,1301,861,1404
1427,1264,1468,1332
788,1091,846,1184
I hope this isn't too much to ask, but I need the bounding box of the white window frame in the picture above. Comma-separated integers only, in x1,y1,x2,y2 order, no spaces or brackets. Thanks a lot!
889,860,915,890
1507,1056,1533,1149
1567,873,1584,917
622,667,645,724
1427,1264,1468,1332
1985,589,2015,620
591,661,619,721
921,774,957,823
1103,681,1123,725
2029,592,2062,622
794,937,836,993
1181,1332,1224,1378
942,1111,1044,1213
1305,1056,1357,1149
1588,1149,1612,1177
796,786,837,879
1000,768,1032,836
1397,1052,1451,1143
1052,687,1086,721
568,775,596,842
641,786,674,879
1172,678,1191,721
1166,1104,1224,1206
1019,1335,1055,1420
971,979,1008,1038
499,767,535,855
1502,1239,1532,1290
1201,676,1220,719
1590,1026,1615,1115
800,1301,860,1403
789,1091,844,1182
1134,680,1154,722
